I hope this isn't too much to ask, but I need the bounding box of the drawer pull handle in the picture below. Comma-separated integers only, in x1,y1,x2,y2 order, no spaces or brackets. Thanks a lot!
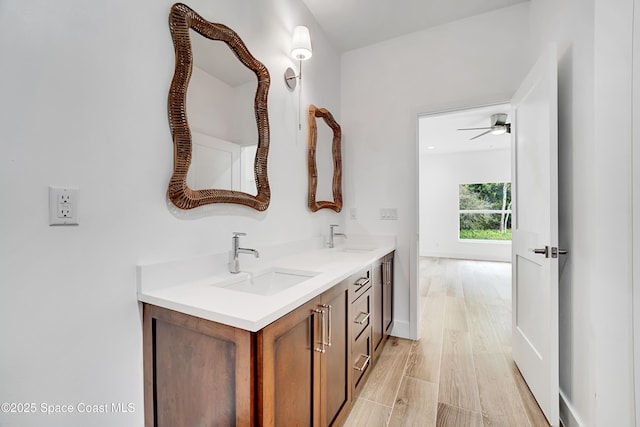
354,277,370,289
353,354,370,372
354,312,370,325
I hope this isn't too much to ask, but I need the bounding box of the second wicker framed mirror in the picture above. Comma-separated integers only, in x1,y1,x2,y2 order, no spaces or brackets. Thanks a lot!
307,105,342,212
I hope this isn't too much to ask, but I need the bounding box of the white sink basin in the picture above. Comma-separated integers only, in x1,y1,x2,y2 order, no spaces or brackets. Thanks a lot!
211,267,319,296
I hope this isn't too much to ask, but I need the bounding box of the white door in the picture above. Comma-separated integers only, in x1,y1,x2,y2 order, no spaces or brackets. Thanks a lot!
511,44,559,426
187,132,241,190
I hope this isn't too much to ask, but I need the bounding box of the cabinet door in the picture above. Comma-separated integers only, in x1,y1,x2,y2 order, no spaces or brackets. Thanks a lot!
259,297,322,427
319,280,351,426
143,304,253,427
383,252,394,335
371,258,384,356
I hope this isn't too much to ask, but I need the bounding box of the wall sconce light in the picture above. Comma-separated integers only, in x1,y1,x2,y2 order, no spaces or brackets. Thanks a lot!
284,26,312,90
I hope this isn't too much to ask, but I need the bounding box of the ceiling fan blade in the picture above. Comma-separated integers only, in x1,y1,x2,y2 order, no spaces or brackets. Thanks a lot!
470,129,493,140
457,126,492,131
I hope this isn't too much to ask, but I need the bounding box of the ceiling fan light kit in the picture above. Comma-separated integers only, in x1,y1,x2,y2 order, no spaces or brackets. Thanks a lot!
491,125,509,135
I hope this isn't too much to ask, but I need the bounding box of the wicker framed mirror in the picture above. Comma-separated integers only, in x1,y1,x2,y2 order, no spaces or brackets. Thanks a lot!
308,105,343,212
167,3,271,211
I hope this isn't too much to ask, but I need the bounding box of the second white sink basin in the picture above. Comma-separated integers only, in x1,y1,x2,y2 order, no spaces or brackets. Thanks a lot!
212,267,319,296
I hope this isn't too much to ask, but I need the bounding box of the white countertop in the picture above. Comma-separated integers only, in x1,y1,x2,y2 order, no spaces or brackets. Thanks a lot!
137,235,395,332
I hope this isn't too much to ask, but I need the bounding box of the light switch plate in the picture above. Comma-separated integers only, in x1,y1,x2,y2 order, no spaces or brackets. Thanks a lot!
380,208,398,220
49,186,79,225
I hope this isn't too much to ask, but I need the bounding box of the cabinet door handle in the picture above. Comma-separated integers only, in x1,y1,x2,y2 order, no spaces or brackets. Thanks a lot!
314,308,325,353
383,261,387,283
385,260,391,283
354,311,370,325
387,261,391,283
321,304,332,347
353,354,370,372
355,277,370,289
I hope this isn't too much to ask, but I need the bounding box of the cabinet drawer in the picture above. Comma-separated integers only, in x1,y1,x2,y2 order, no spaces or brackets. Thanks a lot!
352,289,371,341
349,269,371,303
352,329,371,391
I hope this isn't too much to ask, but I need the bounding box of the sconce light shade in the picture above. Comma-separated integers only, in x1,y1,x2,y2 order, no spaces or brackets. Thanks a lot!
291,26,312,60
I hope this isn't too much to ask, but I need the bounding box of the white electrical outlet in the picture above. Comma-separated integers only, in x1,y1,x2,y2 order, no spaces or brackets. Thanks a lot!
49,186,79,225
350,208,358,220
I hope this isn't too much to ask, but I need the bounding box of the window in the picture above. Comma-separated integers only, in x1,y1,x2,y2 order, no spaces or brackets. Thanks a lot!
459,182,512,241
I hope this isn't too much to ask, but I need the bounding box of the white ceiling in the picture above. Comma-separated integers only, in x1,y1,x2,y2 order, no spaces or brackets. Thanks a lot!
418,104,511,155
191,31,255,87
302,0,529,52
299,2,521,155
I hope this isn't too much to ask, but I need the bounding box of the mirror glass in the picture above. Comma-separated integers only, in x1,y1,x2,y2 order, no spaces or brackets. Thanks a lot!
314,119,334,201
186,32,257,195
308,105,343,212
167,3,271,211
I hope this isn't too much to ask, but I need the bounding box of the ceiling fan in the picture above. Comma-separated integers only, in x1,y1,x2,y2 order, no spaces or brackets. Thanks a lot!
457,113,511,140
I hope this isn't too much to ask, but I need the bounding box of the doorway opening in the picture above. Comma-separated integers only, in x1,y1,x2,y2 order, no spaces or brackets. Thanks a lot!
417,103,512,263
412,103,549,423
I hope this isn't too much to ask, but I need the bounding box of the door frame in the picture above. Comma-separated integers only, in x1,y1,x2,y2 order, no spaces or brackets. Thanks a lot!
411,98,512,341
633,0,640,423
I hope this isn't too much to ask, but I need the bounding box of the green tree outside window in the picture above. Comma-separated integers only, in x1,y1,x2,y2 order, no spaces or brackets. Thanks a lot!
459,182,511,241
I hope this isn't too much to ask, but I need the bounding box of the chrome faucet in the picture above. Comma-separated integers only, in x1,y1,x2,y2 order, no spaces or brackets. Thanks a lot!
229,232,259,274
329,224,347,249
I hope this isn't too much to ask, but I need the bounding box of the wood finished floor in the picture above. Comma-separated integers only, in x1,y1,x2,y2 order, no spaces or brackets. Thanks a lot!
342,257,550,427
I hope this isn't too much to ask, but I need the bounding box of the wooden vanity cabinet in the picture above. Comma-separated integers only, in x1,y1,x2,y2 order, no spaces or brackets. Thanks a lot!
144,280,351,427
142,253,393,427
258,279,351,427
372,251,395,361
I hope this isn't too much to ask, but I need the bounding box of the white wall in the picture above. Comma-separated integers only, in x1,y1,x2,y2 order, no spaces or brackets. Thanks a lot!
341,3,531,338
530,0,635,425
188,66,236,140
0,1,341,426
419,149,511,262
591,0,635,424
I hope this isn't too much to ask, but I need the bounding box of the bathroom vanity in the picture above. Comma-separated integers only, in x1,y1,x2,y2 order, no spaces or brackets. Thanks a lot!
138,239,394,427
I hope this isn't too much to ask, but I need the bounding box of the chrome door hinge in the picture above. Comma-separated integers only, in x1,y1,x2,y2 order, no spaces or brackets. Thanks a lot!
552,247,568,258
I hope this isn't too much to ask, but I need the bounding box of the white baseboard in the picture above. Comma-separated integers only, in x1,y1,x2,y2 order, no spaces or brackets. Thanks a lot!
390,320,413,340
560,390,586,427
420,251,510,263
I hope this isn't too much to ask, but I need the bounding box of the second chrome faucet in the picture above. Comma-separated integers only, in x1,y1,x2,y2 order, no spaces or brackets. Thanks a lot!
229,232,259,274
329,224,347,249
